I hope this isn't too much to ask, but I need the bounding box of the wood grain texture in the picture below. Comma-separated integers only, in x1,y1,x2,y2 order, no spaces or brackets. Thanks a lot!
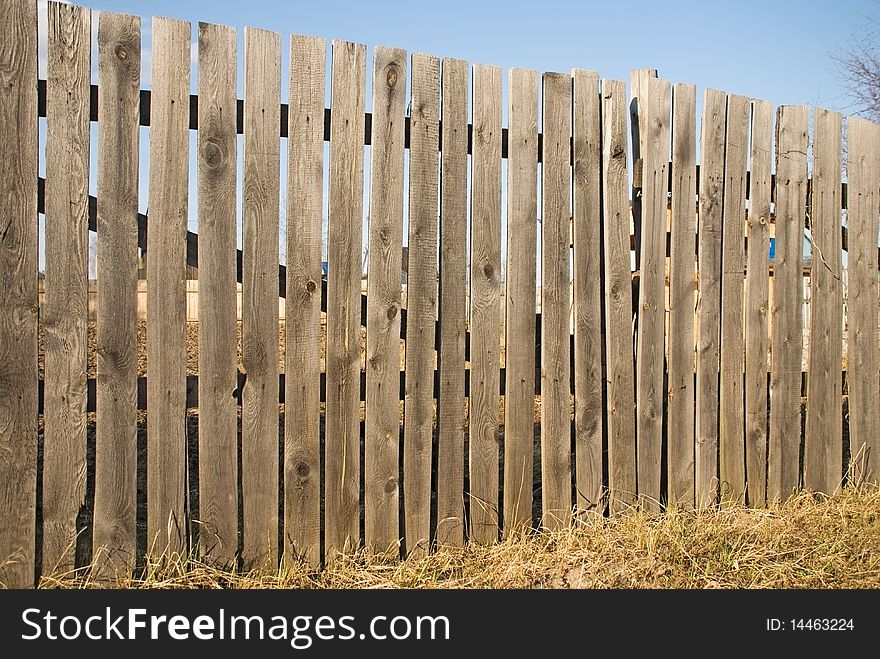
285,34,325,568
325,39,366,560
744,98,772,508
403,52,440,555
695,89,725,509
42,1,90,576
146,16,190,561
93,10,141,579
241,27,280,569
718,94,749,504
768,105,808,502
572,69,603,517
0,0,38,588
364,45,406,555
540,71,572,528
635,76,670,513
469,63,502,542
667,83,696,510
804,109,843,494
436,57,469,547
844,117,880,486
602,79,637,514
504,67,538,532
197,21,238,566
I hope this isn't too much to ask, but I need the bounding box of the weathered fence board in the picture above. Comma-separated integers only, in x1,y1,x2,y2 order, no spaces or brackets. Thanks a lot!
436,56,469,547
92,10,141,579
146,16,190,561
504,67,538,532
364,45,406,555
768,105,808,502
469,63,502,542
571,69,603,518
602,79,637,514
635,76,670,513
325,39,366,560
42,0,90,576
241,27,280,569
284,34,326,568
719,93,749,504
695,89,725,509
804,108,843,494
845,117,880,486
540,71,573,528
744,98,772,508
403,52,440,556
0,0,38,589
196,21,239,566
667,82,696,510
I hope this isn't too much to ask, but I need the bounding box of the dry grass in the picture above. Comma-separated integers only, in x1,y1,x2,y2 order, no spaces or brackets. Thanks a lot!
31,485,880,589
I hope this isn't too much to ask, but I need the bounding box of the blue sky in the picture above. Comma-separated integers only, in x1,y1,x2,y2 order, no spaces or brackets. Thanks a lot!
36,0,877,273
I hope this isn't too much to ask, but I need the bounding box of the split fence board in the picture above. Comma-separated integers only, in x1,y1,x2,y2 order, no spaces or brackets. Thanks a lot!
241,27,280,569
768,105,808,501
571,69,603,516
845,117,880,485
42,1,91,576
197,21,239,566
744,98,772,508
146,15,190,561
804,108,843,494
469,62,502,543
324,39,366,560
435,56,469,547
635,76,670,513
602,79,637,514
284,34,326,568
0,0,38,589
718,93,749,504
92,10,141,579
666,83,697,510
695,89,726,509
364,45,406,554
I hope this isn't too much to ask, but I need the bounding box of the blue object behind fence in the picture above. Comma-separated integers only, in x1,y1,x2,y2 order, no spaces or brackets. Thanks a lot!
769,237,776,260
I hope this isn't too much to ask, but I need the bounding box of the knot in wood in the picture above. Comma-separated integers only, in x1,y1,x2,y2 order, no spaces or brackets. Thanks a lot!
306,279,317,293
386,304,398,320
386,65,398,88
114,43,128,61
296,462,310,478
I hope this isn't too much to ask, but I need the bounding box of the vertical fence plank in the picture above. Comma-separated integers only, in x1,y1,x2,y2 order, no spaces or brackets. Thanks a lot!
744,98,772,508
146,16,190,562
504,67,538,532
469,63,502,543
365,45,406,555
436,57,469,547
719,94,749,504
768,105,808,501
635,77,670,513
667,83,696,509
602,79,636,514
541,72,572,528
285,34,326,568
845,117,880,485
572,69,603,517
92,11,140,579
805,109,843,494
42,1,90,576
0,0,37,588
325,39,366,559
241,27,280,569
695,89,725,509
197,21,238,566
404,52,440,555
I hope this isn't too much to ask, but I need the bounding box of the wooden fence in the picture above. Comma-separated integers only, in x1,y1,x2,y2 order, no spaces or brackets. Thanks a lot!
1,0,879,587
